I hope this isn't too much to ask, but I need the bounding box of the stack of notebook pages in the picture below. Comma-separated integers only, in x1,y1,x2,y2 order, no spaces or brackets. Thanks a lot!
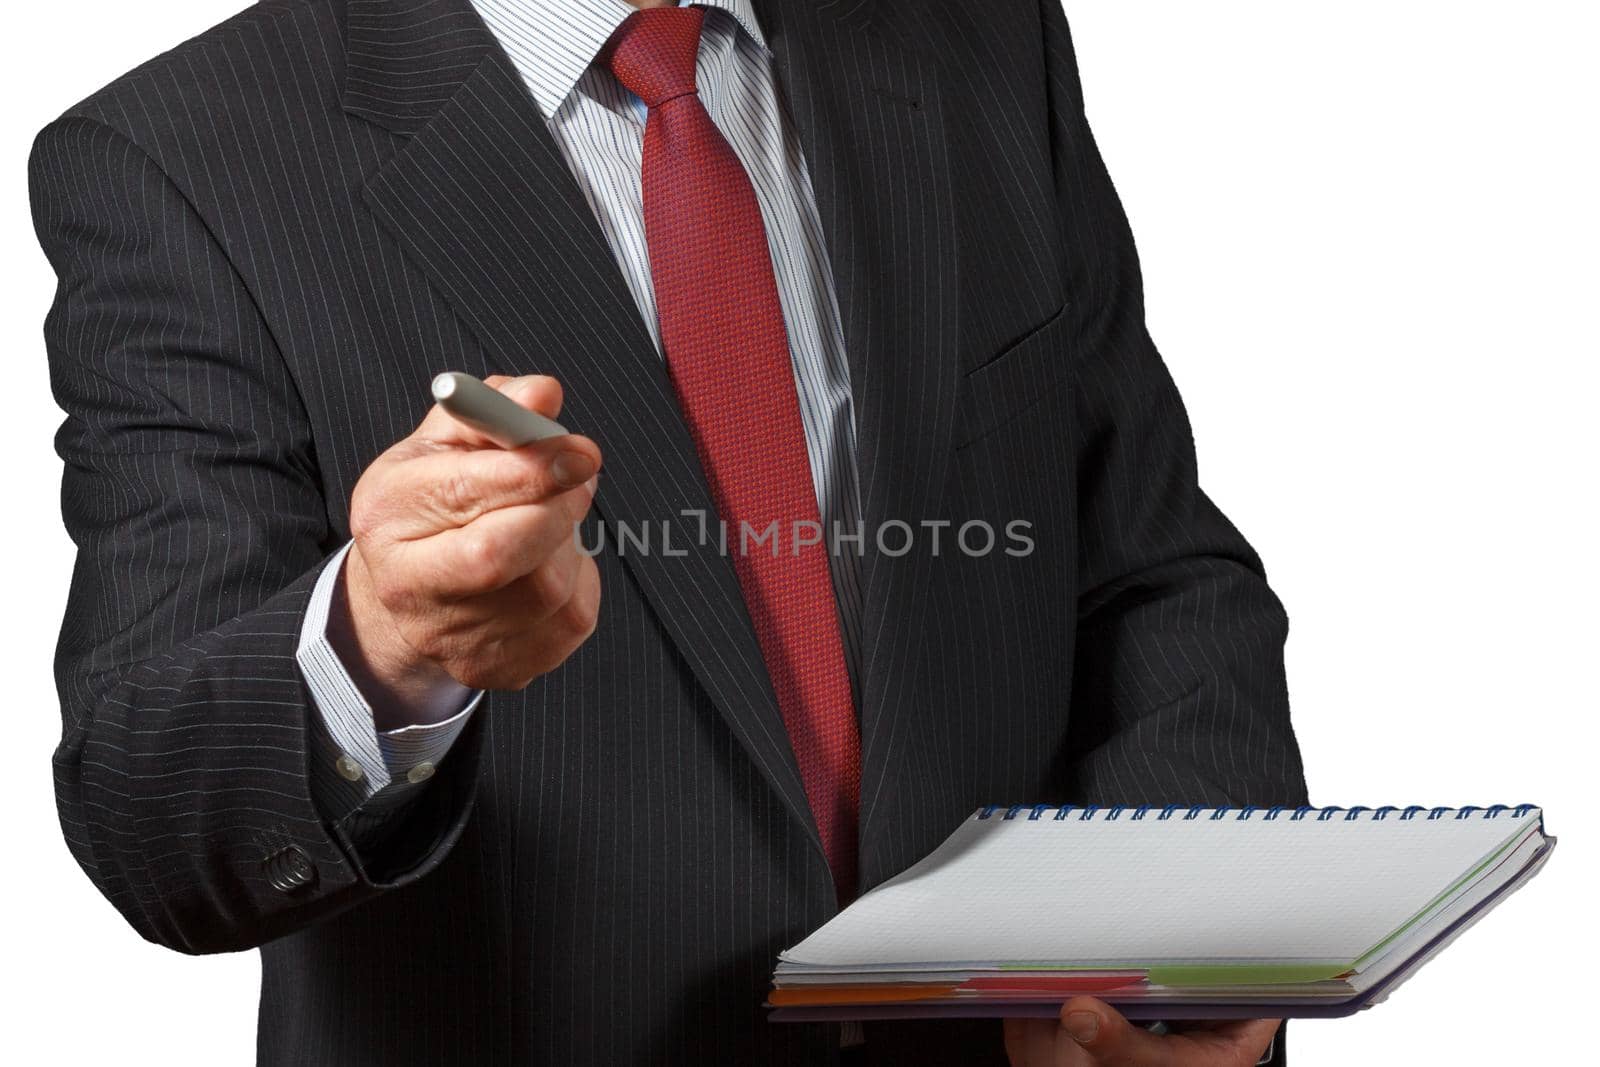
769,803,1553,1020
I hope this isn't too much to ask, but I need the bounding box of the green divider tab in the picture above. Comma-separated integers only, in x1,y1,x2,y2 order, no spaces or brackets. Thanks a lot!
1147,962,1350,987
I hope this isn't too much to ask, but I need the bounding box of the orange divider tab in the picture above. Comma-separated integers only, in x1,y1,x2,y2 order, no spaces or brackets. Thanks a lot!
964,975,1146,994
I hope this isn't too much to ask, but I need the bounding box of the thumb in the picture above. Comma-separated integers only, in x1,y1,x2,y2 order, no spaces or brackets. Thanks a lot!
486,373,565,419
1057,998,1170,1067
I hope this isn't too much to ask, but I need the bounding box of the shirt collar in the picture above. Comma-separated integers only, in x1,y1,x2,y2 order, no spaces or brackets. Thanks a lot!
471,0,770,121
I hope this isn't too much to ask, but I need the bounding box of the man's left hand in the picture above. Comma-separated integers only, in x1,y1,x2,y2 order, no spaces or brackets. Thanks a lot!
1004,997,1280,1066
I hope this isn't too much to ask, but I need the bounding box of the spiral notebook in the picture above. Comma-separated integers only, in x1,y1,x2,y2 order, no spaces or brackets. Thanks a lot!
768,804,1554,1021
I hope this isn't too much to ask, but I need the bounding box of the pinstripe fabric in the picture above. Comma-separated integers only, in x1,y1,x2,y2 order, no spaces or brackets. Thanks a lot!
300,0,869,823
30,1,1306,1064
602,2,864,904
497,0,868,681
297,539,479,816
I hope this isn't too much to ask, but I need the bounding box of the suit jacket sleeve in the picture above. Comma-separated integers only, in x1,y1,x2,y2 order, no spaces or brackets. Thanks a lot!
1040,3,1309,810
30,115,485,954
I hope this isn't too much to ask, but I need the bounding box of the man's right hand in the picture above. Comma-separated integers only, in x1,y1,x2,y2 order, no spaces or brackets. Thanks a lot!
336,374,603,727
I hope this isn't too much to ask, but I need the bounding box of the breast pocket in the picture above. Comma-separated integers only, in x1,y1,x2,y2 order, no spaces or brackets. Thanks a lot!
954,301,1070,449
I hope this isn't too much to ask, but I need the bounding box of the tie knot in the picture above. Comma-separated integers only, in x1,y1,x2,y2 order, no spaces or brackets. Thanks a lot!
603,7,705,109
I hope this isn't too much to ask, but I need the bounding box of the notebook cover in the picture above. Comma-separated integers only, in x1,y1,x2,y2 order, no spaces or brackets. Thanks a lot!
768,831,1554,1022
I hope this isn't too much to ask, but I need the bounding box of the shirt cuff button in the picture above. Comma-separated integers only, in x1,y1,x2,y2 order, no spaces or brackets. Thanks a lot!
335,754,364,782
406,761,436,784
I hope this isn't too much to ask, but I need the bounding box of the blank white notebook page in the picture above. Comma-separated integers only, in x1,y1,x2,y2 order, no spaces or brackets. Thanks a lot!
781,811,1532,967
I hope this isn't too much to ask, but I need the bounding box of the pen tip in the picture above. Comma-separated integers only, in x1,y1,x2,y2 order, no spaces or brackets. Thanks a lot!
431,373,458,401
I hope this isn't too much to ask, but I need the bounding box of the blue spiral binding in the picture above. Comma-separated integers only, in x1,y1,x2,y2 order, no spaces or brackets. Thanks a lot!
976,804,1536,823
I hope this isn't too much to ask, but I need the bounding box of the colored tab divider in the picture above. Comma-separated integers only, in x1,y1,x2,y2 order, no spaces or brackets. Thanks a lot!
963,975,1147,994
770,973,1147,1006
1146,963,1351,987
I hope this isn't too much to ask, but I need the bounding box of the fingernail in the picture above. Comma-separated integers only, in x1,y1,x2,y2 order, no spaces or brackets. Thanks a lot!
552,451,597,488
584,475,599,497
1062,1011,1100,1044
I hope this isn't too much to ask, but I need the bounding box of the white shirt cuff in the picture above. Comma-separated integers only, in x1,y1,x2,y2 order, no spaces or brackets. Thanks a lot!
296,541,482,817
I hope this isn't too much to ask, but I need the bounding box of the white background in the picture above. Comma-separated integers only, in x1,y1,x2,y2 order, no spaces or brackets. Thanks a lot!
1,1,1593,1063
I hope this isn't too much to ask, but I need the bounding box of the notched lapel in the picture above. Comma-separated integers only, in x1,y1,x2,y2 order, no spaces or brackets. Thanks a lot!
343,0,826,869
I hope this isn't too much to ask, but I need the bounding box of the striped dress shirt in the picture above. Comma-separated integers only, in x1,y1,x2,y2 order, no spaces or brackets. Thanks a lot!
298,0,865,818
34,1,1308,1057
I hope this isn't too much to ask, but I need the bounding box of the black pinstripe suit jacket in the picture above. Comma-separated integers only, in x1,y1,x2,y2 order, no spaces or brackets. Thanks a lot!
30,1,1308,1063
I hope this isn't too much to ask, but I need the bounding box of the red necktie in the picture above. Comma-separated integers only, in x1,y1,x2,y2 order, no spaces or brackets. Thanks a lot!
605,7,860,903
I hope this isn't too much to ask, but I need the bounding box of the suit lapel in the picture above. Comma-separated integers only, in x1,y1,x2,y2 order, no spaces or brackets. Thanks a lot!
343,0,962,889
343,0,824,861
753,0,962,882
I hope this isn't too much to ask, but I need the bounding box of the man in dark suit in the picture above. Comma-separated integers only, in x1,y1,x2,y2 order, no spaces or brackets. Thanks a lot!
30,0,1306,1063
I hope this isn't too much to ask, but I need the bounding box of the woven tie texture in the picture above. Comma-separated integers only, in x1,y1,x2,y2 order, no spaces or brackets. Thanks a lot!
605,7,862,903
